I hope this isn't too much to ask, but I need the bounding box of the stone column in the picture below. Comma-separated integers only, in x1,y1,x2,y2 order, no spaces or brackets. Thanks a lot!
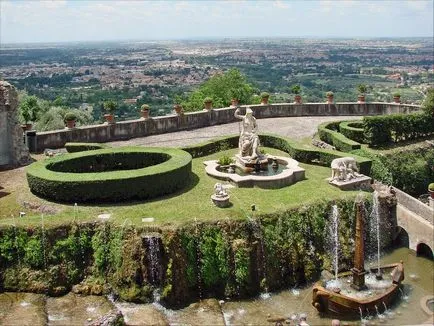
351,201,367,290
0,81,31,168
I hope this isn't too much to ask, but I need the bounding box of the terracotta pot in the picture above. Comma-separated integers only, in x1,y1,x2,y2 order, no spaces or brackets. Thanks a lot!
204,101,212,111
393,96,401,104
173,105,182,115
21,123,32,132
104,113,115,124
358,95,365,103
260,97,269,105
65,120,76,129
231,98,239,107
429,190,434,199
140,109,150,119
327,96,334,104
294,95,302,104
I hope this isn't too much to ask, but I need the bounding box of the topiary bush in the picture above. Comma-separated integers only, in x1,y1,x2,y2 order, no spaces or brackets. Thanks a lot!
26,147,192,202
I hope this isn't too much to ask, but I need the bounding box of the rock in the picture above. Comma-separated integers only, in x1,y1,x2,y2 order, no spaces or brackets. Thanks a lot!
88,311,124,326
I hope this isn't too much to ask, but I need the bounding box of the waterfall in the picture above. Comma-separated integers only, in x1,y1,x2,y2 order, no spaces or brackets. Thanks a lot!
145,235,162,285
330,205,340,281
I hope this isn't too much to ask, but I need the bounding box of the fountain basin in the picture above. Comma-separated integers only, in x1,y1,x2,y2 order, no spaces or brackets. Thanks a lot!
203,156,305,188
312,262,404,316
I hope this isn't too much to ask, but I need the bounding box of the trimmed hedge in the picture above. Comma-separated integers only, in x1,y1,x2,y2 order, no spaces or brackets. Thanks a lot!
363,113,434,147
259,134,371,175
26,147,192,203
339,121,365,143
181,133,371,175
65,142,108,153
318,121,362,152
182,135,239,158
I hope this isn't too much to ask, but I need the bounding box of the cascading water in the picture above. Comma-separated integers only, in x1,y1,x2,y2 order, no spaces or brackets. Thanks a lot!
248,216,268,294
41,213,47,271
194,217,203,299
331,205,339,281
145,235,162,285
371,191,382,279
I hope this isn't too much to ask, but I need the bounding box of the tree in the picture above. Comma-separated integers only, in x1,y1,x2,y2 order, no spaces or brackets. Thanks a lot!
35,106,93,131
18,95,40,123
179,69,255,111
422,88,434,117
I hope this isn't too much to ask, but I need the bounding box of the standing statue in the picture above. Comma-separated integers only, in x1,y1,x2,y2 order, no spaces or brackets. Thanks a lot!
234,107,261,161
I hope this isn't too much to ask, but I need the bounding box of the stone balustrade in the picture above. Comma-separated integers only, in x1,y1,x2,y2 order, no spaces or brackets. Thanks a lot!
32,102,420,153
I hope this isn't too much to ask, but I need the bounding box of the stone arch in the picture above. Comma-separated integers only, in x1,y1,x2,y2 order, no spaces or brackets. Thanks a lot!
394,226,409,248
416,242,433,260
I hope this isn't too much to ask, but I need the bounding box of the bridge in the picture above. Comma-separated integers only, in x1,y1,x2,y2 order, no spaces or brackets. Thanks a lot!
393,186,434,259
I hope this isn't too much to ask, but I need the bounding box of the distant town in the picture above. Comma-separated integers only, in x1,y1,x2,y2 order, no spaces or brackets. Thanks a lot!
1,38,432,121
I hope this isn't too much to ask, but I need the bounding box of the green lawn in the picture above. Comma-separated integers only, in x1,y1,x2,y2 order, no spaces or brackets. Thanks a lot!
0,147,362,229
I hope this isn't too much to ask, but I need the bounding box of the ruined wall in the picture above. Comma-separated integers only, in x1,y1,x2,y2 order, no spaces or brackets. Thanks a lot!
34,103,420,152
0,81,30,168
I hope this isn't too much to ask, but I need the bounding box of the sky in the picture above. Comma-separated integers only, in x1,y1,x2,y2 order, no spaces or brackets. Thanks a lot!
0,0,433,44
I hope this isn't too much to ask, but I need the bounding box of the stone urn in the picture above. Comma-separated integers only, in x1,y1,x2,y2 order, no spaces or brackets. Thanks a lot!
104,113,115,124
358,95,366,103
294,95,302,104
393,95,401,104
173,104,183,115
326,92,334,104
230,98,239,108
203,98,213,111
260,92,269,105
65,119,76,129
140,104,150,119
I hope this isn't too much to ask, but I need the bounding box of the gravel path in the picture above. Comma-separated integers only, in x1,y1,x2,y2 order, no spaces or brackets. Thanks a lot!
109,116,361,148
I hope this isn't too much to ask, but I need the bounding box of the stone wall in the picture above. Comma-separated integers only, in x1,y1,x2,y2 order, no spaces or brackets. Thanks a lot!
0,81,30,168
34,102,420,152
392,186,434,224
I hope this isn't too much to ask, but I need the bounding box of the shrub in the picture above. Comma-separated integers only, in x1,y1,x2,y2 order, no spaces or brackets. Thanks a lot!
218,155,234,166
326,91,334,97
422,88,434,117
65,142,108,153
291,85,301,95
339,121,365,143
429,183,434,191
260,92,270,99
182,135,239,158
318,121,362,152
140,104,150,110
203,97,213,103
357,84,368,94
64,112,77,122
26,147,192,202
393,92,401,97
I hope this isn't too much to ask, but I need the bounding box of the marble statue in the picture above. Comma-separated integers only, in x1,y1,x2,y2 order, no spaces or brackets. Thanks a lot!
214,183,228,197
234,107,261,161
331,157,361,181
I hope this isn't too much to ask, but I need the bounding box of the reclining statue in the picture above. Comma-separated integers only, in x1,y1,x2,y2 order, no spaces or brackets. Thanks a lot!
331,157,361,181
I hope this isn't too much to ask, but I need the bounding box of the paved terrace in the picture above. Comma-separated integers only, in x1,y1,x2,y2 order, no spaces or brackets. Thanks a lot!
108,116,360,148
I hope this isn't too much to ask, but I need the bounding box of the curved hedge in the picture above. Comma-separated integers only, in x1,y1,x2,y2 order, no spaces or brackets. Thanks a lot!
27,147,192,202
318,121,361,152
339,121,365,143
181,134,372,175
65,142,108,153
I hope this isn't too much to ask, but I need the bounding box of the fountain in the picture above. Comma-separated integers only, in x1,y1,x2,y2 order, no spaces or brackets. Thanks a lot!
204,107,305,188
312,199,405,316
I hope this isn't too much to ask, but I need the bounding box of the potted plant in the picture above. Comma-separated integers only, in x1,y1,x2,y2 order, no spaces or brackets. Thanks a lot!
20,103,37,131
203,97,213,111
64,112,77,129
103,100,117,124
173,104,183,115
326,91,334,104
260,92,270,105
393,92,401,104
357,84,368,103
291,85,302,104
230,98,239,108
429,183,434,199
140,104,150,119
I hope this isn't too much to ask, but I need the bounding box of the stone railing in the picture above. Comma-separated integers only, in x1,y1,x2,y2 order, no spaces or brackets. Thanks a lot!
392,186,434,224
32,102,420,152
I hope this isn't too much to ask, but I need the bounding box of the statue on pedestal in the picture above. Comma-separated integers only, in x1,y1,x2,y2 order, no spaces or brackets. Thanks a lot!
234,107,261,162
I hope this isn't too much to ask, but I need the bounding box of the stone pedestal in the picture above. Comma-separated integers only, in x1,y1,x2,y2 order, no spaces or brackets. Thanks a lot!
235,154,268,172
328,175,372,191
0,81,31,169
211,194,230,208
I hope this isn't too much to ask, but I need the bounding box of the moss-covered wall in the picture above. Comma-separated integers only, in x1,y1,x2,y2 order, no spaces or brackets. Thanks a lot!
0,196,396,307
